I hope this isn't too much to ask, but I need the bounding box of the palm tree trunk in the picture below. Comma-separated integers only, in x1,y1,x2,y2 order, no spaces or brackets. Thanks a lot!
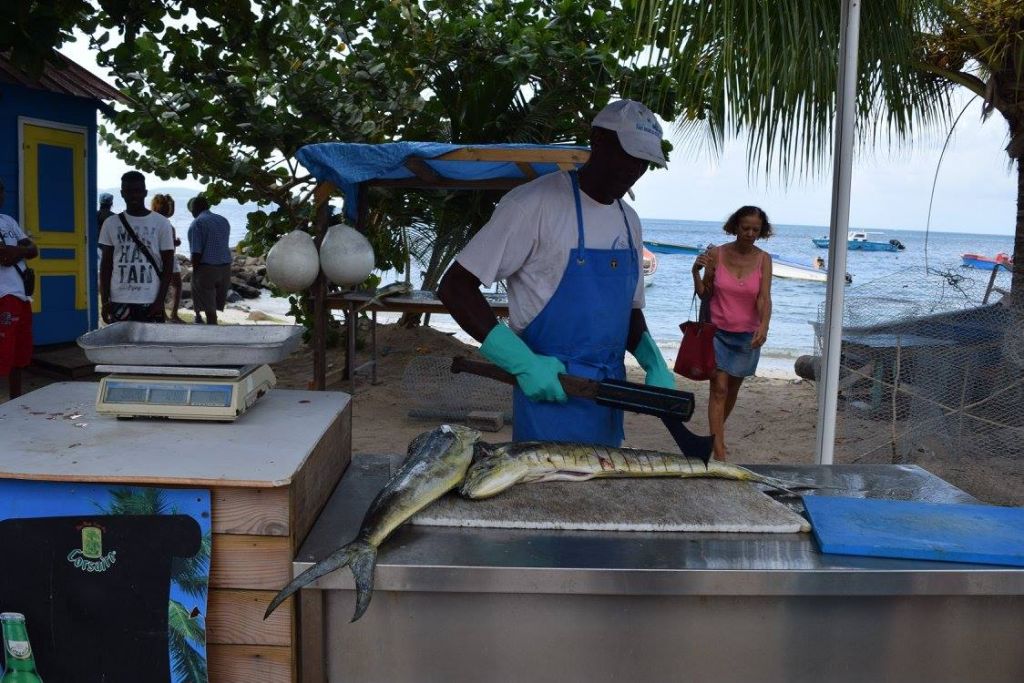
1015,157,1024,309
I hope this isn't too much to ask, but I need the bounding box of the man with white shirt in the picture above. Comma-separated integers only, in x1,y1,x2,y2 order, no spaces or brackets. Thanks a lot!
0,178,38,399
99,171,175,323
438,100,675,446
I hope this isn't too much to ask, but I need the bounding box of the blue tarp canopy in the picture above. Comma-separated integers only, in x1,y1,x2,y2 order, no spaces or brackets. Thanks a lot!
295,142,590,222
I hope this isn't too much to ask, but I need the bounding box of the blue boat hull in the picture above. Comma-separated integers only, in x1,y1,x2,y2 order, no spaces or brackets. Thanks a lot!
961,257,1000,271
643,240,702,255
813,238,900,252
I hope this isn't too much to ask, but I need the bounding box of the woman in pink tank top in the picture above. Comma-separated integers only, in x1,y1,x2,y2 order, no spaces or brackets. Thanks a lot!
691,206,774,461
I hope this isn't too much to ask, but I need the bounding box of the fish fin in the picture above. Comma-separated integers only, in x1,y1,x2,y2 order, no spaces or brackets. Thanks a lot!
264,540,375,620
472,441,496,461
349,542,378,622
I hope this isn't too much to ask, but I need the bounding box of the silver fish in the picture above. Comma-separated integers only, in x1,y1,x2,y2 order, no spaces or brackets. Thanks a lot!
460,441,811,499
265,424,480,622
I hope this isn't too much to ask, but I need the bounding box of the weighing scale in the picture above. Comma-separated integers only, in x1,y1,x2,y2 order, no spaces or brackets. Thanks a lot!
95,364,277,421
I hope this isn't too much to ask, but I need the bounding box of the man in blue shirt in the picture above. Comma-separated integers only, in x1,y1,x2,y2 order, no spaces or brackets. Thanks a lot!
187,195,233,325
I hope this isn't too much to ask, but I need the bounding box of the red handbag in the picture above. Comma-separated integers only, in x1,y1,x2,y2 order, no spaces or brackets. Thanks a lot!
674,296,717,381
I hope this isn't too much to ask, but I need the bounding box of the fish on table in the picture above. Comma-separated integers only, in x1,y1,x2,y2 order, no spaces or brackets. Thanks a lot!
264,424,481,622
460,441,811,499
265,426,815,623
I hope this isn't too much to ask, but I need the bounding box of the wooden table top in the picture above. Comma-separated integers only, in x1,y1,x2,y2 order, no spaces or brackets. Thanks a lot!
0,383,350,488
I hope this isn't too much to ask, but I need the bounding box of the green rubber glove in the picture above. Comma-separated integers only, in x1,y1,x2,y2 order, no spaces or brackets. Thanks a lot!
632,331,676,389
480,324,568,403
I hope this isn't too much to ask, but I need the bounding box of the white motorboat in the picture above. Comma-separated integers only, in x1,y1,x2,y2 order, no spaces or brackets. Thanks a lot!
642,247,657,287
772,255,852,283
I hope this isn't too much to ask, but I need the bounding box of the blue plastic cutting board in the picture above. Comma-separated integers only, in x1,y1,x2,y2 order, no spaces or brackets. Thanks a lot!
803,495,1024,567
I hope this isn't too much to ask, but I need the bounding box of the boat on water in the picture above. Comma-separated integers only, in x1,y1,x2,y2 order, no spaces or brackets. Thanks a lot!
771,255,852,284
643,240,702,255
642,247,657,287
812,231,906,252
961,252,1013,271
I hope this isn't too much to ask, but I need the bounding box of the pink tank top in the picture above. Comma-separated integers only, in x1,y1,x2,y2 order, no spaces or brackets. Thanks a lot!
709,250,763,333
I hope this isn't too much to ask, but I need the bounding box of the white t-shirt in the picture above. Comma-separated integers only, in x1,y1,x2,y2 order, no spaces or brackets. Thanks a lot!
456,171,645,332
0,214,30,301
99,212,175,304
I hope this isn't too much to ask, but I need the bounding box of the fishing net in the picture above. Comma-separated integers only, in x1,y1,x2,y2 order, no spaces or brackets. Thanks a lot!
401,354,512,422
815,263,1024,466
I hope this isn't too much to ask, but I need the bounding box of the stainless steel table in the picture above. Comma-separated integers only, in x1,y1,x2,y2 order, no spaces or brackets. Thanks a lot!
295,458,1024,683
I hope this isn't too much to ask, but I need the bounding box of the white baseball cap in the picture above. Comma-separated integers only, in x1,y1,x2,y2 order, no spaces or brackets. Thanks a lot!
592,99,667,167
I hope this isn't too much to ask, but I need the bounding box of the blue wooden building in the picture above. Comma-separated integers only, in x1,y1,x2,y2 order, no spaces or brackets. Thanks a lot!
0,54,123,344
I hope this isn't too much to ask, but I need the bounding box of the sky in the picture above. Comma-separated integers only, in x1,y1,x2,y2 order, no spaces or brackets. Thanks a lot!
60,34,1018,236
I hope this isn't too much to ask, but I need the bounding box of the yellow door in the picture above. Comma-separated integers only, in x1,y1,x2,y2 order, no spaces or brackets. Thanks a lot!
20,121,89,343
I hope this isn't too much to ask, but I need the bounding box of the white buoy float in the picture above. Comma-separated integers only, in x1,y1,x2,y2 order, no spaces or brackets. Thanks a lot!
265,230,320,292
320,223,375,286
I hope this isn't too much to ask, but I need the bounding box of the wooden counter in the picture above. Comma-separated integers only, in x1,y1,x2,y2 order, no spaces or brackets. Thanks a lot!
0,382,352,683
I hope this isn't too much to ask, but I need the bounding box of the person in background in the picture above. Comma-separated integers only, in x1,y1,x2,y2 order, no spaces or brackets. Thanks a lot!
99,171,175,323
813,256,825,270
691,206,774,461
97,192,114,233
150,193,185,323
0,178,38,399
438,99,674,446
184,198,203,323
187,195,233,325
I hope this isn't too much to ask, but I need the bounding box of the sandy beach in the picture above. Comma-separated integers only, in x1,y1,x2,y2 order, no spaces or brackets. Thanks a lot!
3,303,1019,507
264,319,1021,506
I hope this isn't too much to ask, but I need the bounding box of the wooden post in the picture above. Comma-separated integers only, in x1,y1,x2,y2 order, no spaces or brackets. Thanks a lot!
311,183,335,391
343,185,371,383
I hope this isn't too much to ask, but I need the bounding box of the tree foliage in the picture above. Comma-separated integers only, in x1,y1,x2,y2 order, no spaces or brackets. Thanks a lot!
1,0,95,77
83,0,678,302
94,1,425,263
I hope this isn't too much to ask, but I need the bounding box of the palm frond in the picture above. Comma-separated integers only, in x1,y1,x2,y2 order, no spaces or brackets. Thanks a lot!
631,0,958,180
95,487,169,516
171,533,212,600
168,599,207,683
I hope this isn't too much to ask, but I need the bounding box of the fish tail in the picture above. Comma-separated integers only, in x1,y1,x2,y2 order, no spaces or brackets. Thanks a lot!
744,468,819,497
349,542,378,622
264,540,377,621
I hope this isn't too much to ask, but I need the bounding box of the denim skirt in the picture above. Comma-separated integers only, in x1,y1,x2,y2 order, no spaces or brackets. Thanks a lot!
713,329,760,378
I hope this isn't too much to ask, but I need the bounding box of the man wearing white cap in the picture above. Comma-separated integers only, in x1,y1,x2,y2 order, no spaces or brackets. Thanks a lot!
439,99,674,446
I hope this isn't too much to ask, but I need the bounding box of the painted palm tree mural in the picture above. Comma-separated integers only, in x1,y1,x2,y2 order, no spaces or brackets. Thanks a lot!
98,487,211,683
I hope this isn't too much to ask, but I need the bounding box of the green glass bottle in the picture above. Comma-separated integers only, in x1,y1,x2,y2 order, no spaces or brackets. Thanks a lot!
0,613,43,683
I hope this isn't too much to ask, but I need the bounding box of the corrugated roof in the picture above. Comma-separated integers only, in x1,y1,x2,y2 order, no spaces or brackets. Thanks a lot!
0,52,127,102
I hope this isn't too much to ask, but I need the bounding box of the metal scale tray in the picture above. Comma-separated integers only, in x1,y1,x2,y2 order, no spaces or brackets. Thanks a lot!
78,322,304,366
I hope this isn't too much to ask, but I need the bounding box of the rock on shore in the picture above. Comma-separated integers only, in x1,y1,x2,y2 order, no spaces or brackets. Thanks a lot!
177,251,269,304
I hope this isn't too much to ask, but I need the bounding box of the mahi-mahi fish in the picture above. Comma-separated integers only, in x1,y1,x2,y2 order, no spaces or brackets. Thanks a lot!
265,424,481,622
460,441,812,499
356,281,414,313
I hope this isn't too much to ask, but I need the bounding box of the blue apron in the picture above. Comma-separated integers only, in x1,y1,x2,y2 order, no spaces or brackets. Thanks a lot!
513,172,638,446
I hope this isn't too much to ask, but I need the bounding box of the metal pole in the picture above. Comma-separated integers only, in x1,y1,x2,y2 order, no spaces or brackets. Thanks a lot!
815,0,861,464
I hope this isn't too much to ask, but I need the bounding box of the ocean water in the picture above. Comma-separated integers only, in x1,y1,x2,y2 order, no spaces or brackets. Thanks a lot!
133,188,1015,376
640,220,1015,376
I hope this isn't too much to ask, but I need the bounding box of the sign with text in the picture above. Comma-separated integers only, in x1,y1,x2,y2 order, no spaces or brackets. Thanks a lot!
0,481,210,683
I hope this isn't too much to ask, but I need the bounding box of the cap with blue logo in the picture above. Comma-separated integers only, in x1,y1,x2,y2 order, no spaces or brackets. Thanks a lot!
592,99,667,167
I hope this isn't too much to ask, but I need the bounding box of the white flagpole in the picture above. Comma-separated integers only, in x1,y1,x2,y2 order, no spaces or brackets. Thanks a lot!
816,0,861,464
